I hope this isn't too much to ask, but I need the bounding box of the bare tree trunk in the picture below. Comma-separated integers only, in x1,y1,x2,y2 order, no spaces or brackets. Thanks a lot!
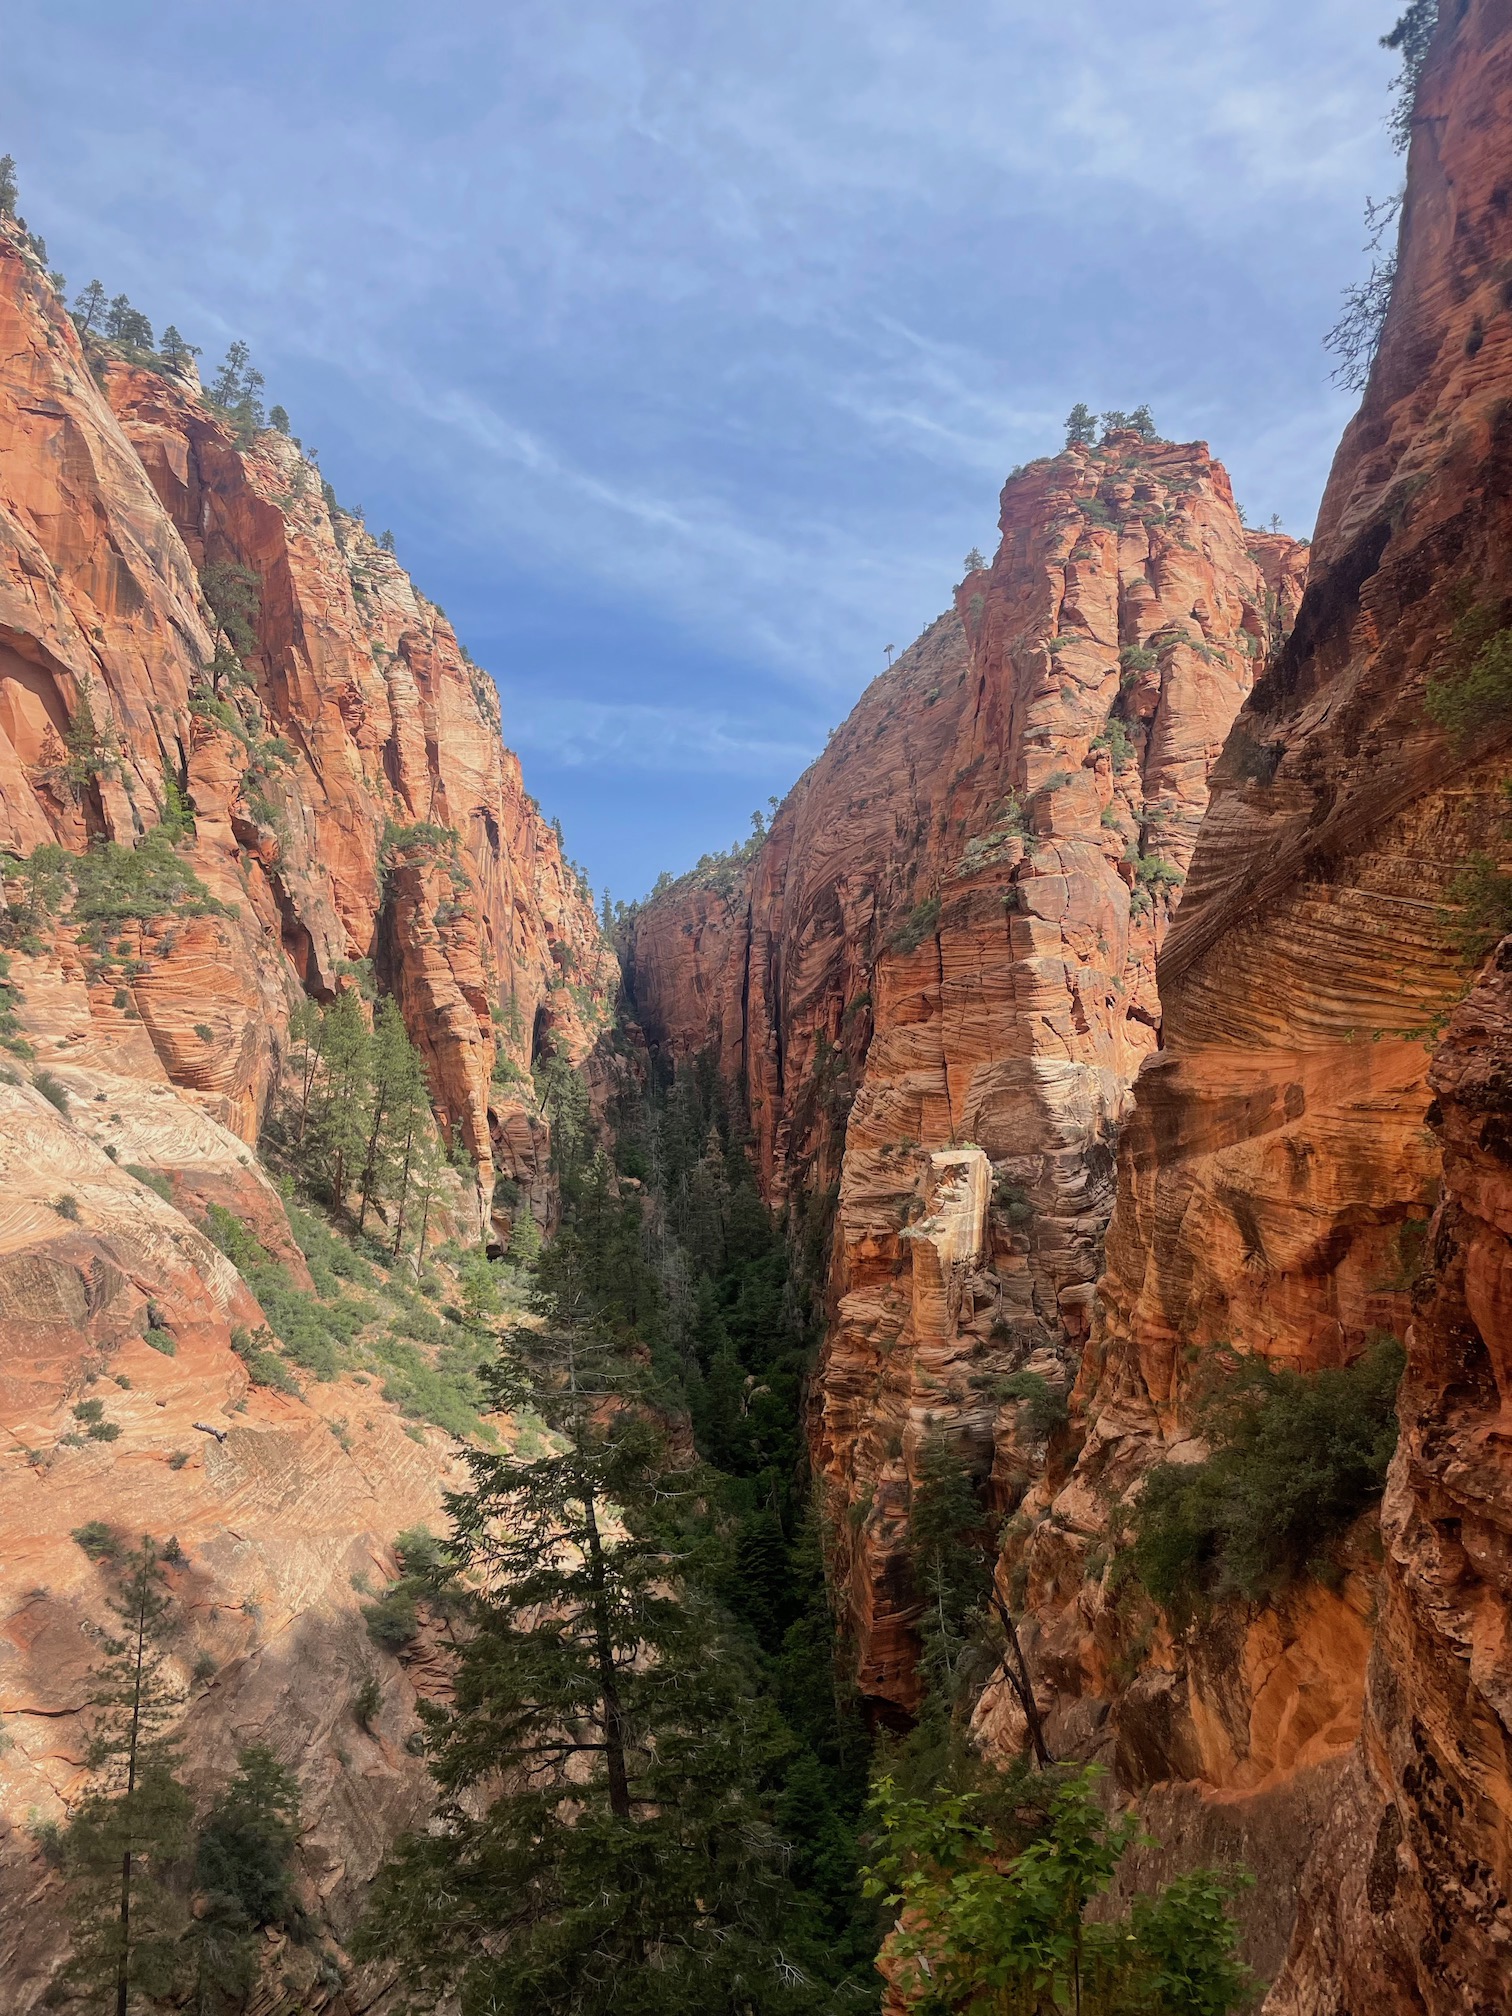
990,1590,1053,1767
116,1589,148,2016
581,1483,632,1821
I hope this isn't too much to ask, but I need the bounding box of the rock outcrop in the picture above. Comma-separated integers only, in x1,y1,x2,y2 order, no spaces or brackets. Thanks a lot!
0,220,613,1206
628,436,1305,1712
989,3,1512,2008
0,212,615,2004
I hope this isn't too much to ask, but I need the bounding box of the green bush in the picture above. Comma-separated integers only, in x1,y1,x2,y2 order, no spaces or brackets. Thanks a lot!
72,1521,122,1561
1444,853,1512,964
229,1324,301,1396
1126,1334,1405,1612
998,1371,1070,1440
33,1070,69,1115
126,1164,174,1202
354,1670,383,1730
1425,614,1512,743
144,1327,177,1356
890,897,941,954
362,1585,420,1652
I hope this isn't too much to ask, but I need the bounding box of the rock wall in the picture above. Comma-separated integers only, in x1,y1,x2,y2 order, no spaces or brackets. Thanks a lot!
990,4,1512,2009
627,437,1304,1713
0,218,614,1207
0,216,615,2004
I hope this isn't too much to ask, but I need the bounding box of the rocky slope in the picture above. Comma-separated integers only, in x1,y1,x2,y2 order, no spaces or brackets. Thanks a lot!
628,436,1306,1714
0,219,613,1207
0,214,615,2004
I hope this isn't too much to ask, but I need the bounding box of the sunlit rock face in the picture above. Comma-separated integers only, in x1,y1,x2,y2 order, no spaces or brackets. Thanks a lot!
0,223,613,1203
0,215,614,2006
992,4,1512,2010
627,428,1304,1715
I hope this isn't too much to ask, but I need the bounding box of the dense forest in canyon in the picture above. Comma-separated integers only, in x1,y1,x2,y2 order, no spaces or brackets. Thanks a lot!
0,2,1510,2012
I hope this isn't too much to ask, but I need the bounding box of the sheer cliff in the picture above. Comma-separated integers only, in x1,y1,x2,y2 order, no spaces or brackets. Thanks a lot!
627,435,1306,1713
0,215,614,2003
626,8,1512,2003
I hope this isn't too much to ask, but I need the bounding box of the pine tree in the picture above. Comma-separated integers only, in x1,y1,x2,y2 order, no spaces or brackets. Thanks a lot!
0,153,17,217
268,403,291,433
506,1198,541,1269
104,294,154,351
357,998,429,1231
304,989,371,1209
159,326,200,372
356,1236,829,2013
1063,402,1098,447
72,278,108,337
209,342,266,443
908,1433,992,1711
63,1540,193,2016
188,1744,304,2009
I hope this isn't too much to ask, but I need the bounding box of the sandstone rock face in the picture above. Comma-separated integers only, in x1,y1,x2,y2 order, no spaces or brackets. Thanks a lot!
0,216,613,2003
628,438,1304,1712
0,221,613,1205
0,1073,464,2008
1001,5,1512,2009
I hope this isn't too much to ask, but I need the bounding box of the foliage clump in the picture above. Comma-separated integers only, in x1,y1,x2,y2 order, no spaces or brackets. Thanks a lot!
1125,1334,1406,1613
890,895,941,954
863,1765,1253,2016
1425,609,1512,745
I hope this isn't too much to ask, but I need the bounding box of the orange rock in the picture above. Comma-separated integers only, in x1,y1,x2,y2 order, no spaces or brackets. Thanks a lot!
1013,5,1512,2007
0,207,614,2001
630,439,1304,1714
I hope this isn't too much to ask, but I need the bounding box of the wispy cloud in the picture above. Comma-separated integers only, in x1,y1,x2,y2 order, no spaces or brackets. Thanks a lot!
2,0,1400,893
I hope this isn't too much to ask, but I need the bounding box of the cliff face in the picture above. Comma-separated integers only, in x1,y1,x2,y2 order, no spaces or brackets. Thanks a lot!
628,437,1304,1712
0,217,614,2003
0,224,613,1202
995,4,1512,2009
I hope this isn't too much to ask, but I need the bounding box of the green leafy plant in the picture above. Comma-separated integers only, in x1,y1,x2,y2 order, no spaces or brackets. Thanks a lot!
863,1765,1252,2016
1125,1334,1406,1612
72,1521,123,1561
890,896,941,954
999,1370,1070,1441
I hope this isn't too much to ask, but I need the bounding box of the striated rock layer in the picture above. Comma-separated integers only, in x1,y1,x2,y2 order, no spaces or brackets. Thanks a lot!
628,435,1305,1713
993,5,1512,2011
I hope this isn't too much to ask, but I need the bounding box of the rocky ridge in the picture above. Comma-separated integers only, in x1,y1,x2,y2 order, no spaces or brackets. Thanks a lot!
626,6,1512,2002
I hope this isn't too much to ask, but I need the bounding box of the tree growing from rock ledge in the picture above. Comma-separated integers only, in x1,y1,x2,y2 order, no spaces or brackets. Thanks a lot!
863,1765,1254,2015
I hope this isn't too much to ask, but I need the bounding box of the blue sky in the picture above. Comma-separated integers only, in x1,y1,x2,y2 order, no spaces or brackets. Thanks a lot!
4,2,1403,901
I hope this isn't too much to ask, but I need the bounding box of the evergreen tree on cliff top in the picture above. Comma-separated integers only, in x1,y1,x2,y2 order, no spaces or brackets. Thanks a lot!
356,1230,834,2014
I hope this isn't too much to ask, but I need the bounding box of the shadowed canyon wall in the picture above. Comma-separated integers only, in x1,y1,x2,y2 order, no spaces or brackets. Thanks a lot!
627,6,1512,2003
0,215,614,2004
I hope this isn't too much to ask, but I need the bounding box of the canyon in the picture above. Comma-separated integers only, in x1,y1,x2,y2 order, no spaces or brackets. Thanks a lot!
625,1,1512,2006
0,0,1507,2009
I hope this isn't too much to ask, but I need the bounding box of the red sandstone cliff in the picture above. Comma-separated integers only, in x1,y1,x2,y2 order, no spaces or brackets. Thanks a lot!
629,436,1306,1713
982,5,1512,2009
0,211,614,2005
0,223,613,1207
